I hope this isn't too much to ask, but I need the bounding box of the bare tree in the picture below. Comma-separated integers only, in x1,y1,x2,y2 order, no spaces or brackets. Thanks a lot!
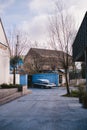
26,57,41,74
24,48,43,74
48,1,76,94
8,28,31,85
8,28,31,57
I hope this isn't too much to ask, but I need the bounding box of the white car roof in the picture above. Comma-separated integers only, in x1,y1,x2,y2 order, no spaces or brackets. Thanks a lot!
37,79,49,83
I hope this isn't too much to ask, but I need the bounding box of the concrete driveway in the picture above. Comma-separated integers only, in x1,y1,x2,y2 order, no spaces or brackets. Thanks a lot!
0,87,87,130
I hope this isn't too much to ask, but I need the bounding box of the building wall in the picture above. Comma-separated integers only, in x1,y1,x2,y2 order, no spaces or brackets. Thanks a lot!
0,48,10,84
70,79,86,85
9,74,20,84
59,74,66,86
0,19,10,84
62,75,66,85
10,74,28,85
0,22,7,46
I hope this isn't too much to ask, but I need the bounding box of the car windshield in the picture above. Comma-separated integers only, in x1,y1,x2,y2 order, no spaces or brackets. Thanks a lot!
37,79,50,84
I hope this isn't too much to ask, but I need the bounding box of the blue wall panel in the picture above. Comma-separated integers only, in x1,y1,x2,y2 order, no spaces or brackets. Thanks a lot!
20,75,28,85
32,73,59,86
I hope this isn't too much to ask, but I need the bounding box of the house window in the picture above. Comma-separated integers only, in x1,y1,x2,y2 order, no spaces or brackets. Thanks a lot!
59,75,62,83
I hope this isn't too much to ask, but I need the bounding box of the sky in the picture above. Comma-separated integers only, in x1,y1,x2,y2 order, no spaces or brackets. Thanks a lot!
0,0,87,50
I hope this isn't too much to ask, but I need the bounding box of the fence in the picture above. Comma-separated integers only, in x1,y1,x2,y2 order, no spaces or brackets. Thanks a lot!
20,75,28,86
9,74,28,86
32,73,59,86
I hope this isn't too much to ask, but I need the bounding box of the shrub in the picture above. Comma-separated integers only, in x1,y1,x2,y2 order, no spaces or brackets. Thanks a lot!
70,90,79,97
0,83,9,89
63,90,79,97
0,83,22,91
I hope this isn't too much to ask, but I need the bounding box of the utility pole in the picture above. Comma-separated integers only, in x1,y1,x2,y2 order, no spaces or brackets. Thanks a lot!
16,35,19,56
13,35,19,85
16,35,19,73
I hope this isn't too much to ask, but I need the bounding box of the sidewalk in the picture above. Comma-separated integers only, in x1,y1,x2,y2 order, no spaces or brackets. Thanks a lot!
0,87,87,130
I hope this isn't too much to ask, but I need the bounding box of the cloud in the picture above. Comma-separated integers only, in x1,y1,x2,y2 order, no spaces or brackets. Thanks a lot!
28,0,56,15
19,14,49,44
66,0,87,28
0,0,15,14
18,0,80,46
4,0,87,50
18,0,58,45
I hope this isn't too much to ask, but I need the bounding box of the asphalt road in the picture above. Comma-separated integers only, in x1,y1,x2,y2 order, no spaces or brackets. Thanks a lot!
0,87,87,130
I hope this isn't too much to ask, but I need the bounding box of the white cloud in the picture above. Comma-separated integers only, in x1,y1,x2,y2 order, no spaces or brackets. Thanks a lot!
19,14,49,44
28,0,87,28
12,0,87,49
66,0,87,29
0,0,14,14
16,1,75,47
28,0,56,15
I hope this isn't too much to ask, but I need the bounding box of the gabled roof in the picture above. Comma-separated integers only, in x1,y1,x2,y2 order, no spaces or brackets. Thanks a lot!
24,48,73,73
26,48,66,58
0,18,8,47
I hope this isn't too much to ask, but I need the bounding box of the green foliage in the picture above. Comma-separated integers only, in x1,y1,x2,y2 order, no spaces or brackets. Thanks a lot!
63,85,85,98
10,56,20,68
70,90,79,97
63,90,79,97
0,83,22,89
62,83,87,109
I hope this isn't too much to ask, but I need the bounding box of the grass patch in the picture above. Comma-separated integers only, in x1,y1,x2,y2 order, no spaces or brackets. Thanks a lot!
63,90,79,97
